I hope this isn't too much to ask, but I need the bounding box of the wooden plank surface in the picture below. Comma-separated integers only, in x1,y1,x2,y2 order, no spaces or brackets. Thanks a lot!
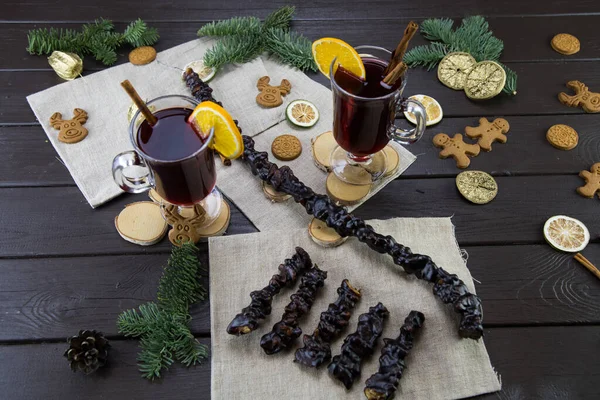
1,244,599,342
0,327,598,400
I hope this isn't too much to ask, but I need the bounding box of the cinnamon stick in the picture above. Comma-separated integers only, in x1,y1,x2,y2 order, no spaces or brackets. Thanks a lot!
382,62,407,87
120,80,157,126
385,21,419,75
219,152,232,166
574,253,600,281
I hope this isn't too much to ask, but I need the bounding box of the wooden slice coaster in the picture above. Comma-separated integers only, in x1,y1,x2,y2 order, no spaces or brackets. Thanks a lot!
308,218,348,247
326,173,371,205
148,188,167,204
383,145,400,176
311,130,337,172
115,201,168,246
197,200,230,237
262,181,291,202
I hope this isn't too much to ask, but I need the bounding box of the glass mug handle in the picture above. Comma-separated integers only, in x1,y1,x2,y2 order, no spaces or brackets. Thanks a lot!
388,97,427,145
112,150,154,193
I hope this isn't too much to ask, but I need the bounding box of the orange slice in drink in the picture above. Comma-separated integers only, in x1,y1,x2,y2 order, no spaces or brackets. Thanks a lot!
188,101,244,160
312,38,366,79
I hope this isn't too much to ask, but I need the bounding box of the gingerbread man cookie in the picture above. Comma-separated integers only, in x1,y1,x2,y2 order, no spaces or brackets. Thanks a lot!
49,108,88,144
433,133,480,169
558,81,600,113
465,117,510,151
577,163,600,199
256,76,292,107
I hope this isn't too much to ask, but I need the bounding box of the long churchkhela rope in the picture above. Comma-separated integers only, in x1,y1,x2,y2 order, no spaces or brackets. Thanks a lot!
183,68,484,340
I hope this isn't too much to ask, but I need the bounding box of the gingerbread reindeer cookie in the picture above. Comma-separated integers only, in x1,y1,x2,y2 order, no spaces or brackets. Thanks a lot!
433,133,480,169
465,117,510,151
577,163,600,199
49,108,88,144
558,80,600,113
256,76,291,107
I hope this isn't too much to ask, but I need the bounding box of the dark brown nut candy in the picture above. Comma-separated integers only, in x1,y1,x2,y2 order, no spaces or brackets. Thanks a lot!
327,303,389,389
294,279,361,368
364,310,425,400
260,265,327,355
226,247,312,335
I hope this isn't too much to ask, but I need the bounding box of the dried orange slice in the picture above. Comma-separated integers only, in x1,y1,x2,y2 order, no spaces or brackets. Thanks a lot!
188,101,244,160
437,52,476,90
464,61,506,100
404,94,443,126
543,215,590,253
312,37,365,79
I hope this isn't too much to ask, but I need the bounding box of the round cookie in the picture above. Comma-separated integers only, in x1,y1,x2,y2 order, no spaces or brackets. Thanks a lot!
272,134,302,161
456,171,498,204
546,124,578,150
129,46,157,65
326,173,371,205
551,34,580,55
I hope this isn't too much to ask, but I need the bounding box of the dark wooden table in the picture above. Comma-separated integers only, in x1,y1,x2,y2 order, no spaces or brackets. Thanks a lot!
1,1,599,399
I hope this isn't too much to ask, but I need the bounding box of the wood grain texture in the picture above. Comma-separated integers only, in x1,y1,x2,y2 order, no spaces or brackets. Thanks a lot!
0,327,598,400
4,114,599,187
5,61,600,124
3,16,600,70
1,244,598,341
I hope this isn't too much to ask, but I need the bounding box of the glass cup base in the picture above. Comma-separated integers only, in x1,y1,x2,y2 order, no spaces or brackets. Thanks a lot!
164,188,223,231
330,146,388,185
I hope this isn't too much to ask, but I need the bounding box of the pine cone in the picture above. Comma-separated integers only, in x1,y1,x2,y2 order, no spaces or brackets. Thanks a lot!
64,330,110,374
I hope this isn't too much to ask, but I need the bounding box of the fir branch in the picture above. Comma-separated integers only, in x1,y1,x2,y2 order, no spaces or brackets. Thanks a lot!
116,243,208,380
404,42,449,70
262,5,295,31
203,33,264,69
90,42,118,65
499,63,518,95
197,17,262,37
123,18,160,47
420,18,455,44
264,28,317,71
26,28,81,55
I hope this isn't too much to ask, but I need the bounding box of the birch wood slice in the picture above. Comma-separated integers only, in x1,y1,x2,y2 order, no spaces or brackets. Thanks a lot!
311,130,337,172
262,181,292,202
148,188,168,204
197,200,231,237
308,217,348,247
383,145,400,176
326,173,371,205
115,201,168,246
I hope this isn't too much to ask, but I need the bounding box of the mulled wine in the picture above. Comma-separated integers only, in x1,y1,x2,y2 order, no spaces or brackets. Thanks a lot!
332,58,402,157
136,107,216,206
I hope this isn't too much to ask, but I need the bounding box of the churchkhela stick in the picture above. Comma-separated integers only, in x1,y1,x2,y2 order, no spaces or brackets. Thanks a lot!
241,135,484,340
260,265,327,355
294,279,362,368
183,67,484,340
364,310,425,400
226,247,313,335
328,303,389,389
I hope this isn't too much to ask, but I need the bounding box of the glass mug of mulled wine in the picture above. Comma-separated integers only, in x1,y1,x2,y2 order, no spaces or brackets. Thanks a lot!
330,45,427,185
112,94,223,230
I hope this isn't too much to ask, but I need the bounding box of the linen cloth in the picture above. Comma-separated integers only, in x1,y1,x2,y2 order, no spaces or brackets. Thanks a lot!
27,39,416,218
209,217,501,400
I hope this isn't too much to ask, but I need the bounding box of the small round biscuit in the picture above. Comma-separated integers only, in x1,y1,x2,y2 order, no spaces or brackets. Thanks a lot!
271,134,302,161
551,34,580,55
129,46,157,65
546,124,578,150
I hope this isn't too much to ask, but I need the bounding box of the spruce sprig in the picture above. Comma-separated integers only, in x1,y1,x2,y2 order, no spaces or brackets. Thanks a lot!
117,243,208,380
404,16,517,95
198,6,317,71
26,18,159,66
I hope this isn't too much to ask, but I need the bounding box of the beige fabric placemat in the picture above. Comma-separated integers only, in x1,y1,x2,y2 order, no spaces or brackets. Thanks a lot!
215,55,416,231
209,217,501,400
27,39,276,208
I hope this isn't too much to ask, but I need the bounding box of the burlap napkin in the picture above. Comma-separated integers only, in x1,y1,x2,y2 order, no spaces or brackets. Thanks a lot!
26,39,277,208
209,217,501,400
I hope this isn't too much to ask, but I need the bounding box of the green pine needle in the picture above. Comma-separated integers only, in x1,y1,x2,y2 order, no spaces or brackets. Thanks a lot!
197,17,262,37
203,33,264,70
264,28,317,71
117,243,208,380
198,6,316,72
404,16,517,95
262,5,295,31
26,18,159,66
